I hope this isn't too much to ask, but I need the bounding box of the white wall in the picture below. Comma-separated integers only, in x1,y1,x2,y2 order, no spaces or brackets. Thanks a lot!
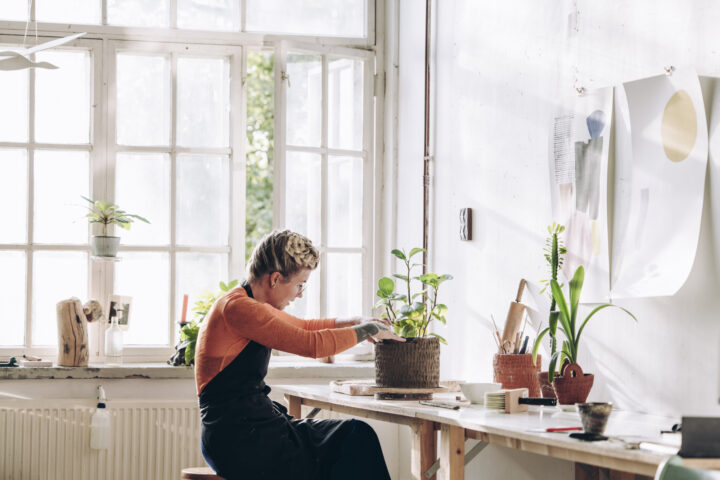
393,0,720,478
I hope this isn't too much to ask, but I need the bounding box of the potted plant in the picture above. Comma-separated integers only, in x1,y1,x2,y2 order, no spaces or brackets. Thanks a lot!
168,280,239,366
532,223,567,397
374,247,452,388
537,265,637,404
82,196,150,257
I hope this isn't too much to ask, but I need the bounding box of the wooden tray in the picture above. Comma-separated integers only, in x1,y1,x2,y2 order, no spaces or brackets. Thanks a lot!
330,379,462,396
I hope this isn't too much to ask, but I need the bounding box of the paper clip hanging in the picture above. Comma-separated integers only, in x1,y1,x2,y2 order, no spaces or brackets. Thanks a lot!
664,65,675,76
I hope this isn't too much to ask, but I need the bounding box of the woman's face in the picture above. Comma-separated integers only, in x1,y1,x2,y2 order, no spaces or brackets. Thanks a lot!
271,268,312,310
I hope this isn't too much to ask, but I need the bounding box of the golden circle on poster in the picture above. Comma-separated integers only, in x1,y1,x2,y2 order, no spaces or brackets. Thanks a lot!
661,89,697,162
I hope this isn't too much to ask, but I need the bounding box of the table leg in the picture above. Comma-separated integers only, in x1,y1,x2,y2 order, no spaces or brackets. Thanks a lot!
439,424,464,480
411,420,437,480
286,394,302,418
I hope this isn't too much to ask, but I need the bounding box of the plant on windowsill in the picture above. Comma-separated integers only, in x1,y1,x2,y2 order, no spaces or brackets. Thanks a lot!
168,279,239,366
82,196,150,257
537,265,637,404
373,247,453,388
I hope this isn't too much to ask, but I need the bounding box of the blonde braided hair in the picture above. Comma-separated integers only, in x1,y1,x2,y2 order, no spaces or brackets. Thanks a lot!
247,230,319,282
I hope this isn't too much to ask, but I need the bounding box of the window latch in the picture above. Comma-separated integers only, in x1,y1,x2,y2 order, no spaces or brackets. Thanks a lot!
281,70,291,88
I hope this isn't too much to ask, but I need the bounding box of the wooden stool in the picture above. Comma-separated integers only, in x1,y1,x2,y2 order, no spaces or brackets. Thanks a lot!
181,466,225,480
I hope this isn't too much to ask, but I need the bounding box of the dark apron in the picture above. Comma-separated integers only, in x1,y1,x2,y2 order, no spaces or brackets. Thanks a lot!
199,286,354,480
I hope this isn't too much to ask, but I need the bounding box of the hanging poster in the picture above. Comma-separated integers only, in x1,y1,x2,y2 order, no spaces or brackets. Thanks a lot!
549,87,613,302
611,69,708,298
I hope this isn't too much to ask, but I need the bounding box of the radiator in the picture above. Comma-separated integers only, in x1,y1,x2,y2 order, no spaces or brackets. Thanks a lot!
0,399,204,480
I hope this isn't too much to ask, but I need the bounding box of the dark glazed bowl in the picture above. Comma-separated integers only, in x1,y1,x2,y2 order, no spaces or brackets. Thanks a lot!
575,402,613,435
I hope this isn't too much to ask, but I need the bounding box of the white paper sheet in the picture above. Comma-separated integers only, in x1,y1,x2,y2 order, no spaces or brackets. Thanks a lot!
708,78,720,286
611,69,708,298
549,88,613,302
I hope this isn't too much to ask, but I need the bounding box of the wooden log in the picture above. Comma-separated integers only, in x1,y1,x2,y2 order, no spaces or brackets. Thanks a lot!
56,297,89,367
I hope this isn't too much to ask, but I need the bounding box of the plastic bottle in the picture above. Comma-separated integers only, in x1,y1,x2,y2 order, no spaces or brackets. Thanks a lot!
90,389,110,450
105,316,123,364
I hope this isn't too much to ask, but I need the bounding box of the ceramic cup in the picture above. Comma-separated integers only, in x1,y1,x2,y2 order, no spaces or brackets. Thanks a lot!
575,402,613,435
460,382,502,404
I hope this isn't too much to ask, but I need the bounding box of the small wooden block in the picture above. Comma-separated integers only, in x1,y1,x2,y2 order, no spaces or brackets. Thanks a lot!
181,466,225,479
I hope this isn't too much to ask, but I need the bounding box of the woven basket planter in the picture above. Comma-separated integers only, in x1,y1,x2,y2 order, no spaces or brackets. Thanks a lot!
374,336,440,388
492,353,541,397
552,363,594,405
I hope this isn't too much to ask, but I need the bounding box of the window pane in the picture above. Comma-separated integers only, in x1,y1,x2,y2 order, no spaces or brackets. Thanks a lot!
285,152,320,245
32,251,87,346
286,54,321,147
0,0,28,21
176,252,228,324
176,154,229,246
246,51,274,260
116,153,170,245
36,0,100,24
326,253,361,318
115,252,169,345
0,59,28,142
0,251,26,346
34,150,89,244
177,57,229,148
35,49,91,144
116,53,171,146
328,156,362,247
246,0,366,38
284,267,320,319
0,149,28,244
177,0,240,31
108,0,170,27
328,58,363,150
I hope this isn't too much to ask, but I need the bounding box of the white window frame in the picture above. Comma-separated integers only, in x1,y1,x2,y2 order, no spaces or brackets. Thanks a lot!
0,5,381,362
275,42,376,319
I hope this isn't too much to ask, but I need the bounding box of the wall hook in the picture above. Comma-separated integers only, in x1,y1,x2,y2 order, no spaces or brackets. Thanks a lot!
664,65,675,76
575,86,585,96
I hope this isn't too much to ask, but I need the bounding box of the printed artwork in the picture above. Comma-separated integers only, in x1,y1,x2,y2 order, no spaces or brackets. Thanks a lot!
549,88,613,302
611,69,708,298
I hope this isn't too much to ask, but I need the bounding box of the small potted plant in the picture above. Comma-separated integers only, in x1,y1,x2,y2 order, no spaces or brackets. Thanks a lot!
168,280,238,366
82,196,150,257
374,247,452,388
532,223,567,397
539,265,637,404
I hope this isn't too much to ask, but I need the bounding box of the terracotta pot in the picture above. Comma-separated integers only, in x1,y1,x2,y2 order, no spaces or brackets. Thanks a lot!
492,354,541,397
375,337,440,388
537,371,557,399
552,363,594,405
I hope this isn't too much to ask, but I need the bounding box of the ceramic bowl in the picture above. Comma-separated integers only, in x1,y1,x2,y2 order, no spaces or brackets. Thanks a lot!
576,402,613,434
460,382,502,404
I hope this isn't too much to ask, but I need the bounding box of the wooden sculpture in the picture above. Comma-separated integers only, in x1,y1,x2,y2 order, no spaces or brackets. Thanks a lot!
56,298,104,367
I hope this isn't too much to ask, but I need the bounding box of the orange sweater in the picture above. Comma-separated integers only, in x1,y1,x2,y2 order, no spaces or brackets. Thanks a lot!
195,287,357,395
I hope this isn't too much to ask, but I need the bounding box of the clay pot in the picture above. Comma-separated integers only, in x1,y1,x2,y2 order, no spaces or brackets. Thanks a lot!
537,371,557,399
492,354,541,397
552,363,594,405
375,336,440,388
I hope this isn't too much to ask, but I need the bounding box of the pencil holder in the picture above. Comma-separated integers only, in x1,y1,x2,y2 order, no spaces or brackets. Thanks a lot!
492,353,541,398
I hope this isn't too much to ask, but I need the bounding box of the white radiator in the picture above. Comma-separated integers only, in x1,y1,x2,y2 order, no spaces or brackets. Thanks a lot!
0,399,204,480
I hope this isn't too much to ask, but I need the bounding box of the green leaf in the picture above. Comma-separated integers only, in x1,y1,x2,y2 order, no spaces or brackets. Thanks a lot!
434,304,448,316
391,249,407,261
438,274,453,283
548,310,559,336
378,277,395,296
400,324,417,337
576,304,637,349
184,342,196,365
392,274,409,282
548,351,561,382
429,333,447,344
531,327,551,365
568,266,585,333
408,247,426,258
550,280,572,341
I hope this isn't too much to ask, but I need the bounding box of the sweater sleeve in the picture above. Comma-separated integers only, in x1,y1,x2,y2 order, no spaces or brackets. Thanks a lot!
221,297,355,358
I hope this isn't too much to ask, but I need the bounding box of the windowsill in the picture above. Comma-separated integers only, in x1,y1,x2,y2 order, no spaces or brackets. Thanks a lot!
0,359,375,381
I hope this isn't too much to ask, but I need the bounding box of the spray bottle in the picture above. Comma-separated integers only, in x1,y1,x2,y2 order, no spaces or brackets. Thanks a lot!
90,385,110,450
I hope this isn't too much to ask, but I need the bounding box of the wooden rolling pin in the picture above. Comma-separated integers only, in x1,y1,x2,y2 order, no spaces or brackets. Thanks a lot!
501,279,527,353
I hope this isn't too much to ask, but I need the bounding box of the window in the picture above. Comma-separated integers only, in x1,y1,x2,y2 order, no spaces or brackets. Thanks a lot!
0,3,377,361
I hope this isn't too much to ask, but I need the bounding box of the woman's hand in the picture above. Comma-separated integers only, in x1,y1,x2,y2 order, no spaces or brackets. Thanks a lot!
351,321,405,344
337,316,392,329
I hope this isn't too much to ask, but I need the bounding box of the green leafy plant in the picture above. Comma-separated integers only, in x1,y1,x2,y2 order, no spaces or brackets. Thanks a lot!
82,196,150,236
532,223,566,381
533,266,636,380
375,248,452,343
175,280,238,366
